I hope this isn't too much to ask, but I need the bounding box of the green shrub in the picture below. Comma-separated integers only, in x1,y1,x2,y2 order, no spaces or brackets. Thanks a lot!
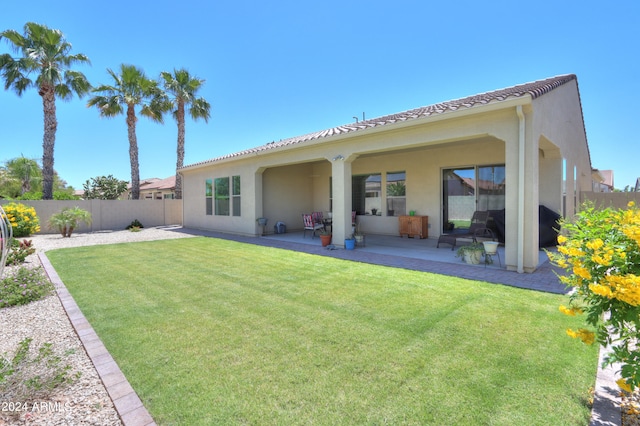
47,207,92,238
126,219,144,230
16,191,80,200
6,239,36,265
1,203,40,237
0,267,53,308
549,201,640,392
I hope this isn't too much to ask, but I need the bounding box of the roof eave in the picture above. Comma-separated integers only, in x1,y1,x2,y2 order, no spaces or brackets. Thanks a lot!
180,96,533,172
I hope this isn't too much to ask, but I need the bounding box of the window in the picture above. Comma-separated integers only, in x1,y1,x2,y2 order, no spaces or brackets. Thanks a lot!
232,175,241,216
386,171,406,216
205,179,213,215
352,173,381,215
442,165,505,233
214,177,230,216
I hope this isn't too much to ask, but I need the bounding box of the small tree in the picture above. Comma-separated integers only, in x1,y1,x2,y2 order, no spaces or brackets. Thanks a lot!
47,207,92,238
82,175,128,200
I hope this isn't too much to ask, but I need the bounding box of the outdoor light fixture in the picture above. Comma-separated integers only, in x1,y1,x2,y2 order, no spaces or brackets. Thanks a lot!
332,154,344,161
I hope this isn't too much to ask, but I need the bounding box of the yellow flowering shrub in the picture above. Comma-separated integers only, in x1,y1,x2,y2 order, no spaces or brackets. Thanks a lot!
548,201,640,392
1,203,40,238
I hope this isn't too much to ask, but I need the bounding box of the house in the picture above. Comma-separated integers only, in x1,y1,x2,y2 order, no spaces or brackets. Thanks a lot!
127,176,176,200
592,169,614,192
179,74,594,273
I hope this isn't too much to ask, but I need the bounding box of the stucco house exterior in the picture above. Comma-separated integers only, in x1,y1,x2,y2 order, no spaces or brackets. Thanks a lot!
179,74,594,273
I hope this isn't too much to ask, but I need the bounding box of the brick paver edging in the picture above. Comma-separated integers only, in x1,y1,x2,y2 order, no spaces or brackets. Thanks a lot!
39,253,156,426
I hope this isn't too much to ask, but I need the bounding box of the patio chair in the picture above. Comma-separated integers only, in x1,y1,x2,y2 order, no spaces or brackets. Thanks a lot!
302,214,324,238
437,210,494,250
312,211,324,228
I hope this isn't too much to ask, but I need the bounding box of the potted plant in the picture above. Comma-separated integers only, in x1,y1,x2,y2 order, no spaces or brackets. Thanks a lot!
455,242,485,265
318,229,332,247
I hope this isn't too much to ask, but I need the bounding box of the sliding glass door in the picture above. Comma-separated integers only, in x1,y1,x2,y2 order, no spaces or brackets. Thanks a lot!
442,165,505,233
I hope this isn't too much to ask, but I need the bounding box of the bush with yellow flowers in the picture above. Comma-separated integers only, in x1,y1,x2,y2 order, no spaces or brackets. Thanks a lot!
1,203,40,238
548,201,640,392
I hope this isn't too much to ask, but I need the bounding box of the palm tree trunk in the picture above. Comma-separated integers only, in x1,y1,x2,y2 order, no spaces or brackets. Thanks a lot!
127,104,140,200
175,101,186,199
40,84,57,200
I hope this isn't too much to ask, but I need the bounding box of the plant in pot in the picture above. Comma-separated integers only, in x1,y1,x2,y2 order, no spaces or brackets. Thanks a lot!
456,242,485,265
319,229,332,247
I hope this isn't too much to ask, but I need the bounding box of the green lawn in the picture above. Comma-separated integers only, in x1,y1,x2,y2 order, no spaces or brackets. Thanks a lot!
47,237,598,425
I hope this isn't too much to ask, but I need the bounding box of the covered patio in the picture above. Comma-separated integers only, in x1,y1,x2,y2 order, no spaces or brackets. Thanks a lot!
176,226,566,293
256,231,565,294
263,231,549,268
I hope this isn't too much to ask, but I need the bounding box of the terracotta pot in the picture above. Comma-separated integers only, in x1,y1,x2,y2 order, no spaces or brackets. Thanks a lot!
320,234,332,247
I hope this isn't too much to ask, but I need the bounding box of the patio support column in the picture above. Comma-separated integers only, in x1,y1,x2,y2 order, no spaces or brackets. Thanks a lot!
519,106,540,273
254,168,265,236
330,156,353,247
506,105,539,273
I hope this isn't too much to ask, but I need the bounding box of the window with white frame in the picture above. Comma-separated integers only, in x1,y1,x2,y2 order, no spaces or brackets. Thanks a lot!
232,175,241,216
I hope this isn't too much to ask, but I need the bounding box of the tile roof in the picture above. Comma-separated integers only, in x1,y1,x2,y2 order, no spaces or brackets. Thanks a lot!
128,176,176,191
183,74,577,169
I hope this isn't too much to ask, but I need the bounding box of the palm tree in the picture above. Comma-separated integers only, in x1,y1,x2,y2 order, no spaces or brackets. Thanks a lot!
160,69,211,199
87,64,167,200
0,22,91,199
5,156,41,195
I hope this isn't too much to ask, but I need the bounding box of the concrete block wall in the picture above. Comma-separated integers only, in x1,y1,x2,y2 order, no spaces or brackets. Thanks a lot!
0,200,182,234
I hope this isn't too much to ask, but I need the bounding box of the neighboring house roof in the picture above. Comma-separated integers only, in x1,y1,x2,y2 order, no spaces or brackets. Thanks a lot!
139,176,176,191
128,176,176,192
182,74,581,170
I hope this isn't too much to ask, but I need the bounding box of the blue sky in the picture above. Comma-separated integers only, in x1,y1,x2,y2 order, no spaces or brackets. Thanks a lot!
1,1,638,190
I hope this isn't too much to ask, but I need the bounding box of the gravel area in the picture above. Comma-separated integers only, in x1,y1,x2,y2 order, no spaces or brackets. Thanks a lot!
0,227,195,425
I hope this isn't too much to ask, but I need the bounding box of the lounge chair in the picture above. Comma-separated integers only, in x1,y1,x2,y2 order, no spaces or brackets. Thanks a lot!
437,211,494,250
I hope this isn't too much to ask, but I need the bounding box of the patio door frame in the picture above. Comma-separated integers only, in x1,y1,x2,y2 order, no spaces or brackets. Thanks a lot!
441,164,505,234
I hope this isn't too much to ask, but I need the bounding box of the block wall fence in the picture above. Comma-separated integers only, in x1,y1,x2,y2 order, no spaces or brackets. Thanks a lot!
0,199,182,234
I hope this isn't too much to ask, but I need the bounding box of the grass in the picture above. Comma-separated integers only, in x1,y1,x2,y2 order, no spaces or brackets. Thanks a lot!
47,237,598,425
